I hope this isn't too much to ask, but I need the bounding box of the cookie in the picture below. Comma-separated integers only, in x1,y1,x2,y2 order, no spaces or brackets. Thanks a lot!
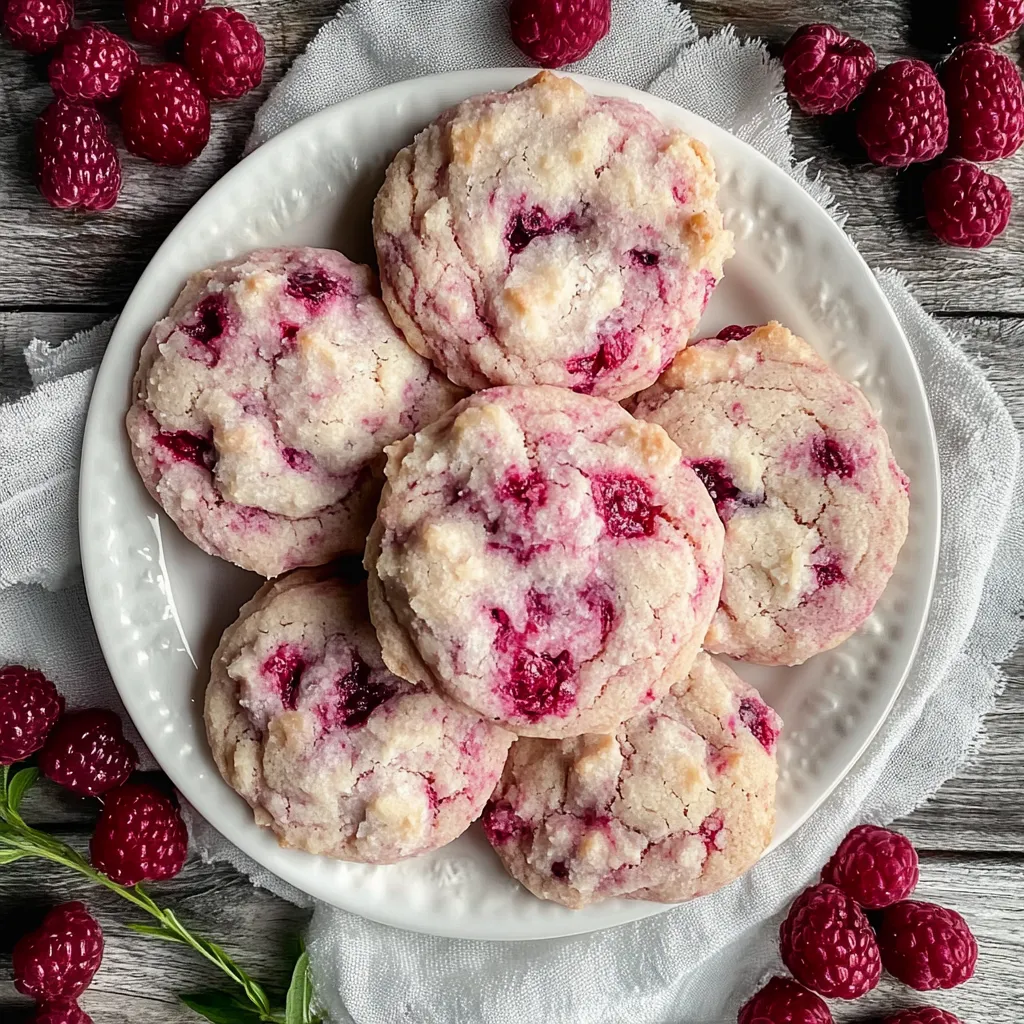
631,322,910,666
365,384,724,738
127,247,463,578
373,71,733,401
206,567,513,863
482,653,780,908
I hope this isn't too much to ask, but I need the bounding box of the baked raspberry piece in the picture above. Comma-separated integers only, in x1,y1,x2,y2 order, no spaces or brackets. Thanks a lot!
509,0,611,69
942,42,1024,162
12,902,103,1002
924,159,1012,247
183,7,265,100
821,824,920,908
2,0,73,54
857,60,950,167
738,976,833,1024
39,709,138,796
49,25,139,102
957,0,1024,43
883,1010,963,1024
34,1002,94,1024
782,24,876,115
90,782,188,885
876,900,978,990
0,665,64,764
779,883,881,999
120,63,211,166
125,0,203,44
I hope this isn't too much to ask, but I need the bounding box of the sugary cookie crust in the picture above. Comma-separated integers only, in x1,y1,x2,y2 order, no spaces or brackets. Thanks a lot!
632,321,910,665
365,384,725,738
206,567,513,863
373,71,734,401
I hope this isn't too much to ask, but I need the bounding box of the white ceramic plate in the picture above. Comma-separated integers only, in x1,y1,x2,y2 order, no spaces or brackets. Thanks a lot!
79,68,940,941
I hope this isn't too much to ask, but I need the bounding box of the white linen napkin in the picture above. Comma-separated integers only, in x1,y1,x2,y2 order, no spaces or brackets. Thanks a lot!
1,2,1022,1021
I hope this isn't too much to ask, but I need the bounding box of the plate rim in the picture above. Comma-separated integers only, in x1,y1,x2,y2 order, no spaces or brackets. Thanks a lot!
79,66,941,940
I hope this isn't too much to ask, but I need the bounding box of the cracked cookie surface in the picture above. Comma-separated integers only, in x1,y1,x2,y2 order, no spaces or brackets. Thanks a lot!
373,71,734,401
127,246,464,577
365,384,725,738
482,652,780,908
206,567,513,863
632,322,910,666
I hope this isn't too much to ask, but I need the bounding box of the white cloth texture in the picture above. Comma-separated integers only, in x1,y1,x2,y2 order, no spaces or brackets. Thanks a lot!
0,1,1021,1021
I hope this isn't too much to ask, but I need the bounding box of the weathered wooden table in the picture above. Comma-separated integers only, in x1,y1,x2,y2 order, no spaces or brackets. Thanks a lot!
1,2,1021,1021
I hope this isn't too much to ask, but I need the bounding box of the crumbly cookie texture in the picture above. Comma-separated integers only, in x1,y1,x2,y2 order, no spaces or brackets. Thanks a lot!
206,567,513,863
632,322,910,666
127,246,464,577
365,384,725,738
373,71,734,401
482,652,780,908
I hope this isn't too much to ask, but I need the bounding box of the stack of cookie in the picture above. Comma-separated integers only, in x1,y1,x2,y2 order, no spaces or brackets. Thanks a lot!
127,72,909,909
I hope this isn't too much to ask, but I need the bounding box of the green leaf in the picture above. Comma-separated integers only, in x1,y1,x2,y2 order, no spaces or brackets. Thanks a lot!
0,848,27,865
127,922,187,943
180,990,264,1024
7,768,39,813
285,951,316,1024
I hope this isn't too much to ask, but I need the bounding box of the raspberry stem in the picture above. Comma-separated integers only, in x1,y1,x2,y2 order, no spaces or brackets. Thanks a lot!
0,765,317,1024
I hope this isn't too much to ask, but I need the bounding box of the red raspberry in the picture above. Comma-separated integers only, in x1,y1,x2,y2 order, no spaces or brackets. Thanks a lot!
0,665,64,764
39,709,138,796
924,159,1012,247
49,24,139,102
856,60,950,167
820,824,919,909
782,24,876,115
12,902,103,1002
876,900,978,990
183,7,265,100
34,1001,94,1024
779,883,881,999
120,63,211,166
36,99,122,211
2,0,73,54
942,43,1024,162
90,782,188,885
509,0,611,69
957,0,1024,43
883,1010,963,1024
737,976,833,1024
125,0,203,45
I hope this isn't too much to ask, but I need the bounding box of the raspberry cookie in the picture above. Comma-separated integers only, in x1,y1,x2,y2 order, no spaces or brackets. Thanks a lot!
365,385,724,738
206,567,513,863
482,653,780,908
632,322,910,666
127,247,463,577
373,71,733,401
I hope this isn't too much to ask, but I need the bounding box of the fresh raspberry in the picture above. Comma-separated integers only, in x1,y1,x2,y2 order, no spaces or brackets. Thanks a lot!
12,902,103,1002
39,709,138,796
924,159,1012,246
34,1002,95,1024
737,976,833,1024
942,42,1024,162
856,60,950,167
876,900,978,990
820,824,920,909
509,0,611,69
120,63,211,166
782,24,876,115
957,0,1024,43
36,99,122,211
49,25,139,102
125,0,203,44
90,782,188,885
779,883,882,999
2,0,73,54
0,665,64,764
883,1010,963,1024
183,7,265,100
